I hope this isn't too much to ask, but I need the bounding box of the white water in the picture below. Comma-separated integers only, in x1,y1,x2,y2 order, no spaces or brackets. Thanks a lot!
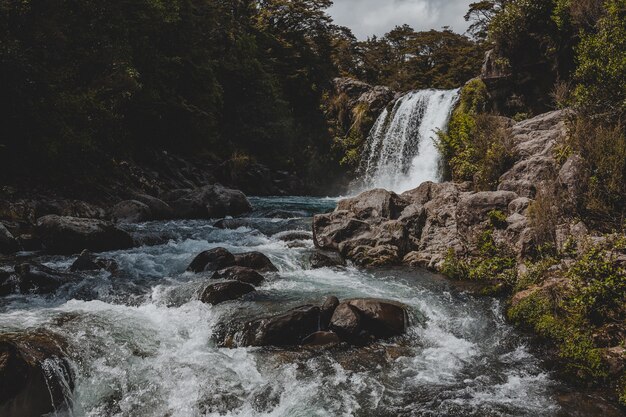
358,89,459,193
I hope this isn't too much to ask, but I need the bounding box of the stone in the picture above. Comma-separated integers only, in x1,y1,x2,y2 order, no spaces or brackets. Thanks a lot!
320,296,340,330
0,263,76,296
132,194,174,220
211,266,264,286
199,281,255,305
233,252,278,272
111,200,152,223
249,305,321,346
336,189,409,220
187,247,236,273
69,250,118,273
165,184,252,219
347,299,408,338
0,332,74,417
329,303,362,340
35,215,133,255
0,223,19,254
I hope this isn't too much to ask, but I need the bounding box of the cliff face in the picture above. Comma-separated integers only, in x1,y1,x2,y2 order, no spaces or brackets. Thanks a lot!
312,109,625,400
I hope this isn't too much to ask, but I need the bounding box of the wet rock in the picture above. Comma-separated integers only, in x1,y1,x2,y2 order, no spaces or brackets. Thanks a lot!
111,200,152,223
233,252,278,272
211,266,264,286
348,299,408,338
330,299,408,342
313,211,371,251
199,281,256,305
257,209,307,219
213,219,251,230
302,331,341,347
329,303,362,339
165,184,252,219
320,296,340,330
35,215,133,255
70,249,118,273
0,263,76,296
132,194,174,220
0,332,74,417
309,252,346,269
247,305,321,346
0,223,19,254
187,247,236,273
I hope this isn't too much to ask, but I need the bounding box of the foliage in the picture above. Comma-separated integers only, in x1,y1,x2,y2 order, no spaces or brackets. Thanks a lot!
488,209,508,229
575,0,626,119
437,79,514,190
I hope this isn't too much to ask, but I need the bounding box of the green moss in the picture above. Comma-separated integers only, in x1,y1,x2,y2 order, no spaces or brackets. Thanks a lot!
488,209,508,229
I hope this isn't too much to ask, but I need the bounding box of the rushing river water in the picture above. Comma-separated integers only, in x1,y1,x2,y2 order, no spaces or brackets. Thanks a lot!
0,197,623,417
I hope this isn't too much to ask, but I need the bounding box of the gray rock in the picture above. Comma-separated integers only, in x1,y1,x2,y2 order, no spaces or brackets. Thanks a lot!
233,252,278,272
36,215,133,255
132,194,174,220
165,184,252,219
187,247,236,273
247,305,321,346
211,266,264,286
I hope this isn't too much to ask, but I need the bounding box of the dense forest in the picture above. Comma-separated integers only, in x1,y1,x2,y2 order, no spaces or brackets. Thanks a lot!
0,0,485,191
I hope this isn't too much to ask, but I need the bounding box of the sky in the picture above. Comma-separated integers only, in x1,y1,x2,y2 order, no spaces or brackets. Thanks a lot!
326,0,474,39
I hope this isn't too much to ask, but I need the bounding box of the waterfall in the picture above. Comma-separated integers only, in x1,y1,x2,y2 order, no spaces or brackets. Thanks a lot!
357,89,459,193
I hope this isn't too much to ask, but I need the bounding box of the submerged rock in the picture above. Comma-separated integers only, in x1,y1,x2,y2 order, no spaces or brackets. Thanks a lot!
35,215,133,255
309,252,346,269
0,332,74,417
211,266,264,286
302,331,341,347
199,281,256,305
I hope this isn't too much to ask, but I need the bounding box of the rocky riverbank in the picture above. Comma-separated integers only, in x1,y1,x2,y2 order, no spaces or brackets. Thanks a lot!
312,109,626,405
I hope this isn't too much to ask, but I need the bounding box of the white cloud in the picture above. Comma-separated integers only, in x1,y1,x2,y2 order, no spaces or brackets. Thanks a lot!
327,0,473,39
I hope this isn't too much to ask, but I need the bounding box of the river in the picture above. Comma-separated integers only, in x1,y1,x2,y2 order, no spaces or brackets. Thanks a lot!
0,197,622,417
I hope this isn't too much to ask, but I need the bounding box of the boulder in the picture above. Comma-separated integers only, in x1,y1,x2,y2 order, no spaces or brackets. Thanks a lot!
336,189,409,220
329,303,362,339
309,252,346,269
0,223,19,254
0,263,76,296
273,230,313,242
69,250,118,273
247,305,321,346
302,331,341,347
165,184,252,219
330,299,408,342
111,200,152,223
456,191,518,227
313,211,371,251
211,266,264,286
199,281,255,305
187,247,236,273
132,194,174,220
35,215,133,255
233,252,278,272
0,332,74,417
320,296,340,330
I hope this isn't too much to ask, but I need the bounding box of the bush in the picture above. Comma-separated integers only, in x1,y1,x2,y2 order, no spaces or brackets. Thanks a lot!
437,79,514,190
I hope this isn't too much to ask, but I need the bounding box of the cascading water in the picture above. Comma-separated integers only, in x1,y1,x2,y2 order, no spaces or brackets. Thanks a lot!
358,89,459,193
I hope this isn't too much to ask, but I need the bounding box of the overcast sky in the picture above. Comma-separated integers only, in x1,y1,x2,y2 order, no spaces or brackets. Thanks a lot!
327,0,474,39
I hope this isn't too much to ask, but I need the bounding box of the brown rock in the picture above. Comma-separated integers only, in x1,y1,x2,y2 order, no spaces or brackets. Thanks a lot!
199,281,255,305
187,247,236,273
233,252,278,272
211,266,264,286
302,331,342,347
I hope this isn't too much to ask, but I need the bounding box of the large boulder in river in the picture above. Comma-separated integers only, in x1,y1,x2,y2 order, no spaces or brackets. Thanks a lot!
0,223,19,254
199,281,255,305
35,215,133,255
211,266,264,286
132,194,174,220
0,332,74,417
233,252,278,272
70,250,118,273
336,189,409,220
330,299,408,342
0,263,76,296
164,184,252,219
246,305,322,347
187,247,236,273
